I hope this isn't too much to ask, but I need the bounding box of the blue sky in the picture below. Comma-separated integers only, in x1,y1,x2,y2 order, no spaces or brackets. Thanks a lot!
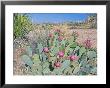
27,13,96,24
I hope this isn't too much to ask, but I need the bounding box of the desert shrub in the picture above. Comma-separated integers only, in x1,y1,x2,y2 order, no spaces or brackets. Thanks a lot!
13,13,32,39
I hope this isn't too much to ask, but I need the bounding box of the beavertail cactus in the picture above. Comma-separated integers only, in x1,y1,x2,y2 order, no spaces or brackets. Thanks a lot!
58,51,64,57
43,47,49,53
55,29,60,33
48,33,52,37
14,13,97,76
54,62,61,68
58,36,63,41
69,55,79,61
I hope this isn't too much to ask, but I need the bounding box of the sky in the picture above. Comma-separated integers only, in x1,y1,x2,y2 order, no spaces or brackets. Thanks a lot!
27,13,96,24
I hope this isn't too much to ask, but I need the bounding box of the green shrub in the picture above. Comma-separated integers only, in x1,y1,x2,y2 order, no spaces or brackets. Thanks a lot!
13,13,32,39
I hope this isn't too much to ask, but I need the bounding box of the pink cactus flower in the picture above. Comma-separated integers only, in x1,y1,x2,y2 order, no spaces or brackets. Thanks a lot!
43,47,49,53
69,55,79,61
54,62,61,68
58,36,63,41
58,51,64,57
56,29,60,32
48,33,52,37
84,39,92,48
55,29,60,33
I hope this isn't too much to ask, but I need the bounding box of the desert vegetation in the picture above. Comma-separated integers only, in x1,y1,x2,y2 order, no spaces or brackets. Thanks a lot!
13,13,97,75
